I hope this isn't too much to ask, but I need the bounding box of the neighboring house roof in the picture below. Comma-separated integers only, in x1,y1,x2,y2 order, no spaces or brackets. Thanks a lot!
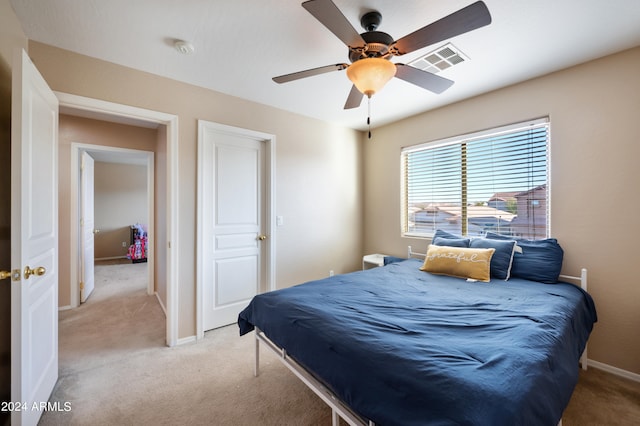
514,184,547,197
488,191,520,202
414,204,516,221
438,205,516,221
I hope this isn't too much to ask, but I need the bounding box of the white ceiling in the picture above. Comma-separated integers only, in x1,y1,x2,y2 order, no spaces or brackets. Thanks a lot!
11,0,640,131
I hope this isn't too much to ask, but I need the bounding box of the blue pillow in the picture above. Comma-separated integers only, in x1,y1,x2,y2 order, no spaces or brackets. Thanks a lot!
432,230,470,247
469,238,516,280
433,236,470,248
433,229,463,239
485,232,564,283
383,256,406,266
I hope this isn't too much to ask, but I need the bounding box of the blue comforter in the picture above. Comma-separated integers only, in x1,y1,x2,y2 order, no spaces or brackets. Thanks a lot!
238,259,597,426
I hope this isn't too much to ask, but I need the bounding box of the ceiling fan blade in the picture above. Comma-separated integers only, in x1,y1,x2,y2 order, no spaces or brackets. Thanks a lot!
302,0,366,48
344,85,364,109
392,1,492,56
395,64,454,94
273,63,348,84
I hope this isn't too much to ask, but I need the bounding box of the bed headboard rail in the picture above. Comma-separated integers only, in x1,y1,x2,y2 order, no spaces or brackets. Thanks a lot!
558,268,589,371
558,268,587,291
407,245,426,259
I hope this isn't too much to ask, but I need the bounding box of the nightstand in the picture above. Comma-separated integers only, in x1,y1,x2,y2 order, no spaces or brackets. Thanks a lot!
362,254,388,270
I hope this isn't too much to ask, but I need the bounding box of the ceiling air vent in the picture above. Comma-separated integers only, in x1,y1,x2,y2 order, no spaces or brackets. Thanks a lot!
407,43,468,74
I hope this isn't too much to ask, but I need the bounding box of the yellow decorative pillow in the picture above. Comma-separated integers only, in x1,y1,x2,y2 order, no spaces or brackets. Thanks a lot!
420,244,496,282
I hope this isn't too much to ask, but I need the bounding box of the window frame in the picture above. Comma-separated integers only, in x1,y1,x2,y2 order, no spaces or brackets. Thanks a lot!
401,117,550,239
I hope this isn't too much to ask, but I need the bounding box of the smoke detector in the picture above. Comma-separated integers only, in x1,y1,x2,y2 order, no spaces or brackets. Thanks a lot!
174,40,195,55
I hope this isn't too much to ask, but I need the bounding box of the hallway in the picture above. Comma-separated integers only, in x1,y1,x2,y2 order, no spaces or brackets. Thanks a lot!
57,261,164,377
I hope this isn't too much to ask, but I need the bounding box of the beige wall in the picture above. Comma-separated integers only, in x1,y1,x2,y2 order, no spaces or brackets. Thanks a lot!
94,162,148,259
363,47,640,375
0,0,27,411
31,42,363,339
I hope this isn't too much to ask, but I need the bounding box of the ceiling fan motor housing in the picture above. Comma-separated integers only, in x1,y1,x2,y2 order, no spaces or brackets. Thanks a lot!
349,31,394,63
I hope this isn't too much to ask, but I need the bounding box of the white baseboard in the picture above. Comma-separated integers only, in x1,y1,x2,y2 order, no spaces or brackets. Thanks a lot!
58,305,72,311
588,359,640,383
176,335,197,345
95,256,128,261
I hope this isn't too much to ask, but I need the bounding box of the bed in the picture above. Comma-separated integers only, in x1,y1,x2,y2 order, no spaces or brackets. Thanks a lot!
238,237,597,426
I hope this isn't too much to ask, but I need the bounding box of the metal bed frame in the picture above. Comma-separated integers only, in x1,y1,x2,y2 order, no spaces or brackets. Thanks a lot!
252,246,589,426
254,328,372,426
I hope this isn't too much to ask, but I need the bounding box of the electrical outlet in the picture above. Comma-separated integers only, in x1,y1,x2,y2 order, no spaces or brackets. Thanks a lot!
329,270,334,277
122,241,127,247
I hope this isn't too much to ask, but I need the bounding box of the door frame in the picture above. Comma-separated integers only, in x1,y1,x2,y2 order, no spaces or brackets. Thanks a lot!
196,120,276,340
56,92,180,347
72,144,155,299
79,150,96,303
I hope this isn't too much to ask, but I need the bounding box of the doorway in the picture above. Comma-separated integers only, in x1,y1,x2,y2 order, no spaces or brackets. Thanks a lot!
57,92,180,346
76,145,155,301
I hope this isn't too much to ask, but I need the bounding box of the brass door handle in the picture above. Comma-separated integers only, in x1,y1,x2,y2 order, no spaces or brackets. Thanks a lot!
257,235,267,241
0,270,20,281
24,266,46,280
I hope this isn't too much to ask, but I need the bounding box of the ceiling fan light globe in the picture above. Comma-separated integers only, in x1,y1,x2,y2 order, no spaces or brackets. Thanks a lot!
346,58,396,96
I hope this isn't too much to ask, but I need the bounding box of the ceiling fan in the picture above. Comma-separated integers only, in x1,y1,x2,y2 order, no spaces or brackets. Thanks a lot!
273,0,492,110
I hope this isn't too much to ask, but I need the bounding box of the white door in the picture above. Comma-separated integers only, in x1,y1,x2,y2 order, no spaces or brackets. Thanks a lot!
200,124,266,330
80,151,95,302
10,50,59,426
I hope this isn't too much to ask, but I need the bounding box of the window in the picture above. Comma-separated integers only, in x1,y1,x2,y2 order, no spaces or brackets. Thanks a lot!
402,118,549,239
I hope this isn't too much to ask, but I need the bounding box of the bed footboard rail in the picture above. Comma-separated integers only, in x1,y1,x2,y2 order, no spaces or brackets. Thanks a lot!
254,328,374,426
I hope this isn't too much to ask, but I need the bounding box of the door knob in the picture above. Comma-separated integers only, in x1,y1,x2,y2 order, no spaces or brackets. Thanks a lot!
257,235,267,241
24,266,46,280
0,270,20,281
93,229,100,234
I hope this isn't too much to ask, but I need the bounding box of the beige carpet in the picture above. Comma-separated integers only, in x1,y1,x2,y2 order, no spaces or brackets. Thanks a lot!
40,262,640,425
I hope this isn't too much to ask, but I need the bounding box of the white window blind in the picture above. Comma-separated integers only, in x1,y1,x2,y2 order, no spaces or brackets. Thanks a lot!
402,118,549,239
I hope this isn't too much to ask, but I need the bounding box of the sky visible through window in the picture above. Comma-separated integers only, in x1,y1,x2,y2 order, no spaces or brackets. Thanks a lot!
407,128,547,206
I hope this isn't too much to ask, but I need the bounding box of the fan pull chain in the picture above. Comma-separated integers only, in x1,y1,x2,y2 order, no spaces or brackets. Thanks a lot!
367,96,372,139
